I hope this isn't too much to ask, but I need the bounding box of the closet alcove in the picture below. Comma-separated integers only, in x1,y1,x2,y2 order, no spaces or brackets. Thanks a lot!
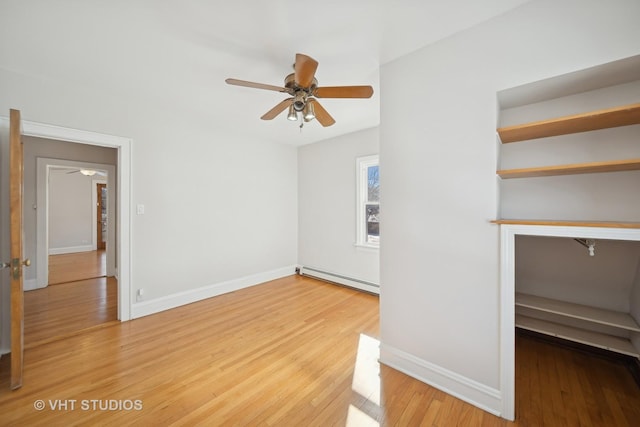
495,55,640,415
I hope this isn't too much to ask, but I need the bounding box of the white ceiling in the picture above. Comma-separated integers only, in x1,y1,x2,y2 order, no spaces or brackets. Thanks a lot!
2,0,531,145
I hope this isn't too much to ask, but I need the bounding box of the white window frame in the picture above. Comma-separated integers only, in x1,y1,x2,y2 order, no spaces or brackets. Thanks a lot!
356,154,379,248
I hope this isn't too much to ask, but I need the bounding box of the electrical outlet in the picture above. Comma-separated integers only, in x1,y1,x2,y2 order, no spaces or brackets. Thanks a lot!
136,288,144,302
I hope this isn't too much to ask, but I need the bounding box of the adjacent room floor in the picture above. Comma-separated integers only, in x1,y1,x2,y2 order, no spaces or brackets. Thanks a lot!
23,250,117,348
48,249,107,285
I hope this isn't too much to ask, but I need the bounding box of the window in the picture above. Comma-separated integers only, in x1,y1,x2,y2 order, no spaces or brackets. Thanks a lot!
356,155,379,247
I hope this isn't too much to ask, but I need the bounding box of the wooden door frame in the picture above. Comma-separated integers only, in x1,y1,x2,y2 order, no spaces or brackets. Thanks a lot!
0,117,132,356
9,109,24,388
95,181,108,251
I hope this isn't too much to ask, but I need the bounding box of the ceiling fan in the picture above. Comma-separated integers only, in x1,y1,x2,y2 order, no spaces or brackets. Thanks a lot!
225,53,374,127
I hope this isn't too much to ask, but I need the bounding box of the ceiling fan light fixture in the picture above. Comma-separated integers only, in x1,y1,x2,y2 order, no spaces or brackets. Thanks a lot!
303,101,315,121
293,92,306,111
287,105,298,121
80,169,97,176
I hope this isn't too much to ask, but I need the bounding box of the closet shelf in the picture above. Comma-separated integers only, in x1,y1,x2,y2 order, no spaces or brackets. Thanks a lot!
497,103,640,143
516,293,640,332
491,219,640,229
516,315,639,358
497,158,640,179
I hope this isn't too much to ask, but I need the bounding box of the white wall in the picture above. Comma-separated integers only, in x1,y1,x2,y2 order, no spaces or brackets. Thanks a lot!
516,236,640,312
630,259,640,352
48,170,94,253
298,127,380,286
0,120,8,352
379,0,640,416
0,38,298,354
632,259,640,323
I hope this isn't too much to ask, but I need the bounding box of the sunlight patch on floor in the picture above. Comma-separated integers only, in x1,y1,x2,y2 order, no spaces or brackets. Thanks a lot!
346,404,379,427
347,333,381,426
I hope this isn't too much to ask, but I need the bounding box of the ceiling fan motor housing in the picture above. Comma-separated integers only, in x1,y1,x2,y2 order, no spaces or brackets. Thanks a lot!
285,73,317,111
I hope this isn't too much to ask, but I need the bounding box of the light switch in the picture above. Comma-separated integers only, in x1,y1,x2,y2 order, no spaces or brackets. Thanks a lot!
137,204,145,215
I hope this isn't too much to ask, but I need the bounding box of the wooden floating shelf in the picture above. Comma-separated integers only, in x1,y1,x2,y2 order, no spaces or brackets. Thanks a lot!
497,158,640,179
498,103,640,143
515,315,639,358
491,219,640,229
516,293,640,332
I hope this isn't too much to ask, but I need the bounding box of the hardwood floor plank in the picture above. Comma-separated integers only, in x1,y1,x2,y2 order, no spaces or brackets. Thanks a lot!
407,387,437,426
379,365,413,426
432,393,458,426
604,387,631,427
561,346,593,427
418,398,442,427
515,338,535,427
538,341,558,427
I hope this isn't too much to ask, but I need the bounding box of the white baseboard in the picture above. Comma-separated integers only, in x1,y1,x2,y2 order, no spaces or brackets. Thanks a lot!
299,266,380,295
131,265,296,319
380,343,503,418
49,245,94,255
0,347,9,356
23,279,40,291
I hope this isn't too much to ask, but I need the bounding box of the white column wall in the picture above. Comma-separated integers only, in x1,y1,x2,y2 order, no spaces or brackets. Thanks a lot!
379,0,640,416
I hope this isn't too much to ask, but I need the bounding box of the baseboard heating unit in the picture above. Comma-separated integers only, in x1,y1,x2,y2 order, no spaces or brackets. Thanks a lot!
298,266,379,295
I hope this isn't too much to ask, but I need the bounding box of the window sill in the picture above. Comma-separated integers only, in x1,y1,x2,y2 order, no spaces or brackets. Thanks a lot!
354,243,380,251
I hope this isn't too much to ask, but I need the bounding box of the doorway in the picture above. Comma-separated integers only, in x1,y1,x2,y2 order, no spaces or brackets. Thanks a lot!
33,158,116,289
0,115,131,383
499,224,640,420
45,166,108,285
19,119,132,323
21,145,119,345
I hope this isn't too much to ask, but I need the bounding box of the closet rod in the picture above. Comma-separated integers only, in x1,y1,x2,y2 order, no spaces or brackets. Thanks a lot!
574,238,596,256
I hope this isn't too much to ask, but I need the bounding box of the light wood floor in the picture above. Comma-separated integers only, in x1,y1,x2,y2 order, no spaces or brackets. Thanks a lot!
24,277,118,348
48,249,106,285
24,249,116,348
1,275,639,425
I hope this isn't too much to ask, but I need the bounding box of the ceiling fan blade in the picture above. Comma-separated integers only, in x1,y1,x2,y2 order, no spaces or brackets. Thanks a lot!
225,78,288,93
314,86,374,98
261,98,293,120
310,100,335,127
294,53,318,88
